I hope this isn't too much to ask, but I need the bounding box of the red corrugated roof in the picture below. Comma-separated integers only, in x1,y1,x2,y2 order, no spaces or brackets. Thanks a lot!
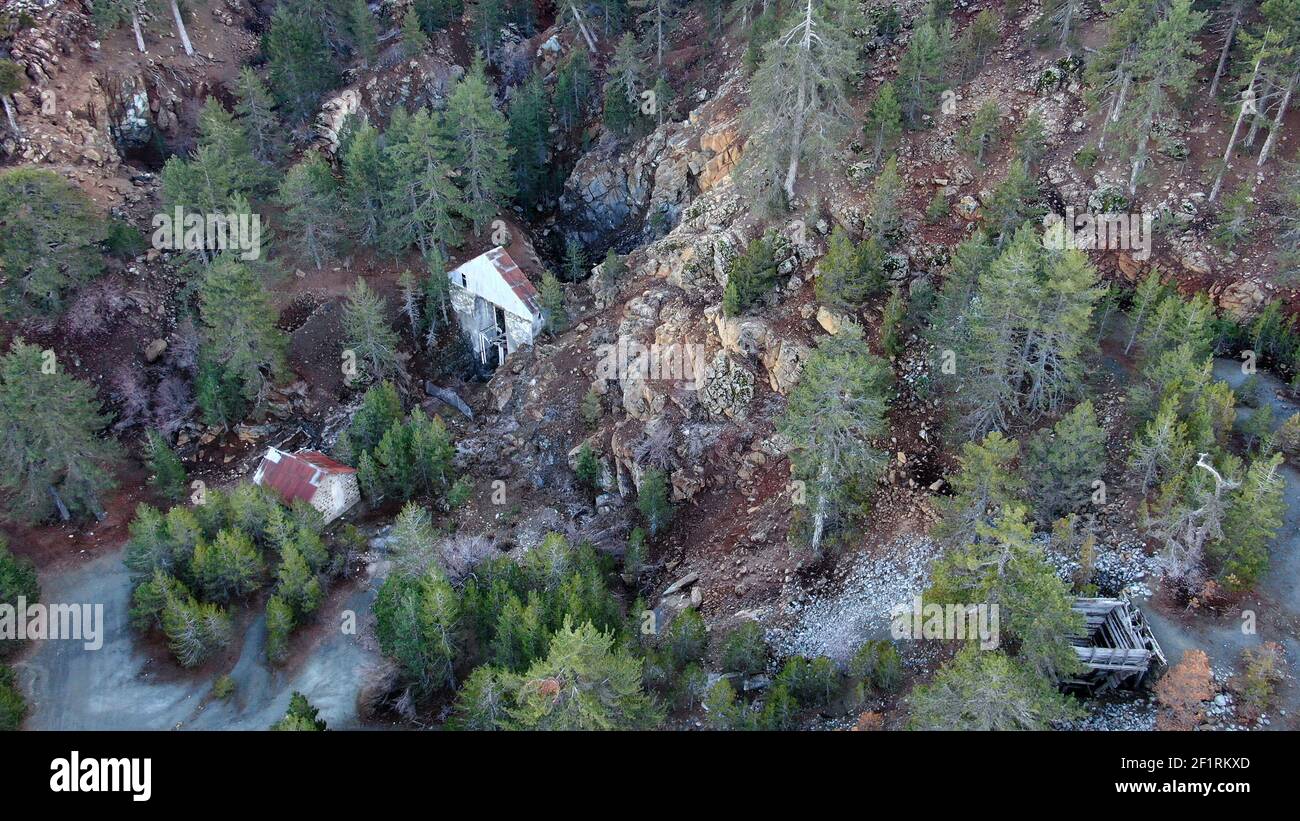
255,449,354,505
486,247,542,315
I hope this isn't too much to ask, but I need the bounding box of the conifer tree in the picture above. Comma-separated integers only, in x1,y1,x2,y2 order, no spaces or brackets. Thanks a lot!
637,468,674,536
197,257,286,422
983,161,1042,246
446,57,514,233
1128,397,1192,494
896,19,950,128
908,647,1078,730
278,153,347,270
145,430,187,503
0,339,120,522
265,594,295,663
373,566,461,692
1215,452,1285,589
263,4,341,122
1026,400,1107,522
1015,113,1048,169
233,67,286,169
554,48,593,132
0,169,107,319
468,0,507,64
402,8,429,58
778,330,892,553
343,278,402,381
346,0,378,65
866,156,904,246
814,227,884,309
933,431,1024,551
739,0,859,208
383,108,464,257
508,617,661,730
342,122,387,248
863,82,902,171
961,100,1001,166
540,270,567,333
507,70,551,209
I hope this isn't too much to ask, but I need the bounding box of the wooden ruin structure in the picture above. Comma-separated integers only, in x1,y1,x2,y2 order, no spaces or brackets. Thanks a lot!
1066,598,1167,693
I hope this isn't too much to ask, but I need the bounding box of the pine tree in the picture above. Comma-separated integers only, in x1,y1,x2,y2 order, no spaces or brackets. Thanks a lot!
1015,113,1048,169
468,0,507,64
954,9,1000,81
373,566,461,692
564,237,588,281
778,330,892,553
1118,0,1206,194
265,594,295,663
263,4,341,122
342,122,386,248
145,431,187,503
575,443,602,492
197,257,286,422
1128,398,1192,493
507,70,551,209
233,68,286,169
961,100,1002,166
343,278,402,382
1215,453,1285,589
863,82,902,171
629,0,680,67
738,0,859,208
402,8,429,58
723,232,781,316
1038,0,1084,50
424,249,453,341
508,617,661,730
866,156,904,246
637,468,674,536
814,227,885,309
933,431,1024,550
908,647,1079,730
0,340,119,522
0,169,107,319
398,270,423,340
554,48,593,132
271,692,327,730
1213,179,1254,250
346,0,378,65
1027,400,1106,522
721,620,768,678
192,529,265,603
983,161,1043,246
896,19,950,128
540,270,567,333
415,0,465,33
382,108,464,257
278,153,348,270
448,665,512,729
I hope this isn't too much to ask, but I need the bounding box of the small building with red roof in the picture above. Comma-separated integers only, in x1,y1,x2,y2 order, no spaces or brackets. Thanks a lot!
447,246,545,367
252,448,360,525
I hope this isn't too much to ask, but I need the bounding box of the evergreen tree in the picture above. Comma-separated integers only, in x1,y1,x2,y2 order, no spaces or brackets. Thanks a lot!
564,237,588,281
343,278,402,382
234,67,287,169
866,156,904,245
720,620,768,678
0,535,39,660
278,153,348,270
954,9,1000,81
373,566,461,692
263,4,341,122
448,665,512,729
265,593,295,663
554,48,593,132
508,617,661,730
1216,453,1285,589
271,692,327,730
192,528,265,603
575,443,602,492
468,0,507,64
1118,0,1206,194
415,0,465,33
1128,397,1193,493
1213,179,1254,250
0,339,120,522
908,646,1078,730
197,258,286,424
637,468,674,536
402,8,429,58
1027,400,1107,522
961,100,1001,166
778,330,892,553
540,270,567,333
424,249,453,341
507,70,551,209
983,161,1042,246
933,431,1024,550
863,82,903,171
346,0,378,65
1015,112,1048,169
814,227,885,309
145,430,187,503
896,19,950,128
382,108,464,258
723,232,781,316
0,169,107,319
738,0,859,208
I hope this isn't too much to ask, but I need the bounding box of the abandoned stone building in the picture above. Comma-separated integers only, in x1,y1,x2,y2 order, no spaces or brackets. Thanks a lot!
447,247,545,367
252,448,361,525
